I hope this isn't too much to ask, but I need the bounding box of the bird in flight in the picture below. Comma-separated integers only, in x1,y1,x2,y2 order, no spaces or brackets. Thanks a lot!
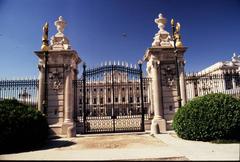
122,33,127,37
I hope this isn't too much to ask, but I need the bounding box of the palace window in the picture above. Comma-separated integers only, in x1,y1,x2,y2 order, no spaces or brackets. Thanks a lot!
93,98,97,104
144,96,147,102
115,97,118,103
122,97,125,102
108,97,111,103
169,105,173,111
129,97,133,103
137,97,140,103
86,98,89,104
100,97,103,104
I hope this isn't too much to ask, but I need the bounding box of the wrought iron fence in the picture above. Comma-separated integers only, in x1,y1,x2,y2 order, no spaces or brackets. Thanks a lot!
185,72,240,101
0,78,39,108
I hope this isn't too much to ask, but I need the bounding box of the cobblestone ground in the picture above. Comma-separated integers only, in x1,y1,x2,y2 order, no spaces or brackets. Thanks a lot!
0,133,187,161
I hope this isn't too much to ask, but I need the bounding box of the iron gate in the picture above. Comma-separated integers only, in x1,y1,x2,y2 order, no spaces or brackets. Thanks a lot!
74,62,146,134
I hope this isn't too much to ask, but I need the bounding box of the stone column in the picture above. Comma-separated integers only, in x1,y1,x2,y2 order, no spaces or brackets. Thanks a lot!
64,66,72,123
179,60,187,106
222,71,226,91
62,65,76,137
37,64,45,112
151,58,163,118
148,56,166,134
191,81,196,99
146,61,154,116
232,76,236,89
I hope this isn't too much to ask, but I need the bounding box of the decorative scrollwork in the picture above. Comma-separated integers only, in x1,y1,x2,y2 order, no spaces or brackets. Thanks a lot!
48,68,63,91
161,65,176,88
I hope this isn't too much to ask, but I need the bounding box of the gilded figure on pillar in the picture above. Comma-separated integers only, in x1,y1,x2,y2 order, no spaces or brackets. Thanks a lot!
41,22,49,51
173,22,183,47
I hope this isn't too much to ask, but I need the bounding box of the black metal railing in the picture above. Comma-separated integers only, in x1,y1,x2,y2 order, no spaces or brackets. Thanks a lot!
0,78,39,108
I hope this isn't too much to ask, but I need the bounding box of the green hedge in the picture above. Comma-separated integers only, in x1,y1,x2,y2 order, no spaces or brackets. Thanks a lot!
173,93,240,141
0,99,49,153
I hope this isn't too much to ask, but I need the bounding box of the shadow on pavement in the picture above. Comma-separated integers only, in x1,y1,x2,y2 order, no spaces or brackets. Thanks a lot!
0,139,76,155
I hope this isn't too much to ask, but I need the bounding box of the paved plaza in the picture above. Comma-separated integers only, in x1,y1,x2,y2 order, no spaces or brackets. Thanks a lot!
0,131,239,161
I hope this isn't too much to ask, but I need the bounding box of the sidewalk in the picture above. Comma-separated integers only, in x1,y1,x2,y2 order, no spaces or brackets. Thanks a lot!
0,132,239,161
155,132,240,161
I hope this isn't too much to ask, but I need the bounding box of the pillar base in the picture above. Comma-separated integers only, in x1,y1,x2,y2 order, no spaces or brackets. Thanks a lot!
150,118,166,134
62,122,76,137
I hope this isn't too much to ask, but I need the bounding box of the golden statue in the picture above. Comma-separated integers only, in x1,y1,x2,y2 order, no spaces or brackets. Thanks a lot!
41,22,49,51
174,22,183,47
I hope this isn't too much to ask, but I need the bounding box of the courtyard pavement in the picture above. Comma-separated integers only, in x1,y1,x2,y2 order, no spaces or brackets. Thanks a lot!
0,131,239,161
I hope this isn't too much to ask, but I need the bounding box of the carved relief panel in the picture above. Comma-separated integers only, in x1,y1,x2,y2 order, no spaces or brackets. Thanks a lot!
48,67,64,92
160,63,177,89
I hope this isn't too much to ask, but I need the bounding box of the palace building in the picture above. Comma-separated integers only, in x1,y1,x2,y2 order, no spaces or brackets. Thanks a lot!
186,53,240,101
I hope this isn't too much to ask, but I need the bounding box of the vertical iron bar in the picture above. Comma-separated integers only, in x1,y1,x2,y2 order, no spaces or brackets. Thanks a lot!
83,63,86,134
43,51,48,115
171,22,182,108
139,63,145,131
111,65,115,132
73,80,77,122
175,55,182,107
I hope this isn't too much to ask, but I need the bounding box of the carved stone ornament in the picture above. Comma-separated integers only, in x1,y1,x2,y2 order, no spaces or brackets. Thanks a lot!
152,13,172,47
231,53,240,63
50,16,71,50
38,64,45,72
64,64,73,74
161,65,176,88
48,68,63,91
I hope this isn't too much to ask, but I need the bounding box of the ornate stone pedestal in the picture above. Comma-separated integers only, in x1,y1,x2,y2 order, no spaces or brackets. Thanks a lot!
145,47,187,133
35,50,81,137
144,14,187,134
35,16,81,137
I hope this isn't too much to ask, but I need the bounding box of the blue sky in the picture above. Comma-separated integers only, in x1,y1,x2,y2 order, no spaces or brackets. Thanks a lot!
0,0,240,78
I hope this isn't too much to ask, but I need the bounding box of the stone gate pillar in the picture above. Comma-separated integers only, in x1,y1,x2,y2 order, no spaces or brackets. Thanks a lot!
35,16,81,137
144,14,187,133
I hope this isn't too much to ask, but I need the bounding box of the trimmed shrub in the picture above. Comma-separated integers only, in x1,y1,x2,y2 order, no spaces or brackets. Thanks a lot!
173,93,240,141
0,99,49,153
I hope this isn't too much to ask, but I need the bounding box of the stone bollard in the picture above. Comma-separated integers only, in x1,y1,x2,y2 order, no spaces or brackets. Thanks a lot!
67,125,76,138
151,122,160,135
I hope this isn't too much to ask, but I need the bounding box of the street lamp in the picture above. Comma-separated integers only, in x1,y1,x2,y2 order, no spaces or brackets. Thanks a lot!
171,18,182,108
41,22,49,115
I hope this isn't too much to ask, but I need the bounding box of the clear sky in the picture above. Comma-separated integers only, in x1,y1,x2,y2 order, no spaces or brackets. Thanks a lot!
0,0,240,78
